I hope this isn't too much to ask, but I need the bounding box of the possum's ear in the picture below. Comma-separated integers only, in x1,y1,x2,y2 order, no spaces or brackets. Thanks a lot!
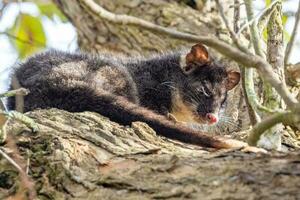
181,43,210,74
186,43,210,65
226,71,240,90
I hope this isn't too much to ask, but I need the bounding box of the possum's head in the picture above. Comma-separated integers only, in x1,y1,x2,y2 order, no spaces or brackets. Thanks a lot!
171,43,240,125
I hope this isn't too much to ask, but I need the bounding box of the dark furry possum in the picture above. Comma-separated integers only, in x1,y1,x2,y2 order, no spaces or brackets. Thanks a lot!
8,43,246,149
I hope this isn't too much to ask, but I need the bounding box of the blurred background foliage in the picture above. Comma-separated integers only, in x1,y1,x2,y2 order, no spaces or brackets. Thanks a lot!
2,0,68,58
0,0,77,92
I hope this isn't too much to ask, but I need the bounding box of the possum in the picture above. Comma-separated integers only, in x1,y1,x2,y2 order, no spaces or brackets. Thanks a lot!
7,43,245,149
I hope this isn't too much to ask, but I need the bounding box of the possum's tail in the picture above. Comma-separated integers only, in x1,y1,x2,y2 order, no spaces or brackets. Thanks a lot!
8,83,247,149
93,91,248,149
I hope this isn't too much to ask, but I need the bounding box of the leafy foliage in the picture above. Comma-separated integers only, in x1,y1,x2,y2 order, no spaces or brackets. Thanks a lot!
9,13,46,59
4,1,68,59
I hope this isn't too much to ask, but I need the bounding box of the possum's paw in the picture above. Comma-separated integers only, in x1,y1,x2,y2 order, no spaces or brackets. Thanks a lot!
167,113,180,123
167,113,189,126
241,146,268,154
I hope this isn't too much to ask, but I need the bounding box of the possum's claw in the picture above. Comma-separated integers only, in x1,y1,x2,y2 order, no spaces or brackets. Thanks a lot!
167,113,180,123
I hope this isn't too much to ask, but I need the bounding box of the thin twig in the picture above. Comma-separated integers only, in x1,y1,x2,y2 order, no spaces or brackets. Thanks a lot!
11,75,25,113
215,2,236,39
284,0,300,65
215,0,248,52
237,0,280,36
26,150,30,174
0,99,7,111
233,0,260,124
0,31,45,47
79,0,299,111
0,147,23,171
244,0,265,57
0,2,8,19
0,88,29,98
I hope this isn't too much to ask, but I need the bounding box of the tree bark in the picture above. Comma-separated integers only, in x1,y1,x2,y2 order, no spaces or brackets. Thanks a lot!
1,109,300,199
54,0,222,55
258,3,285,150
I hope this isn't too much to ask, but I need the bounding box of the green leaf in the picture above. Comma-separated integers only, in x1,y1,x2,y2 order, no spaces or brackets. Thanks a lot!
282,14,288,26
265,0,271,6
37,2,68,22
9,13,46,59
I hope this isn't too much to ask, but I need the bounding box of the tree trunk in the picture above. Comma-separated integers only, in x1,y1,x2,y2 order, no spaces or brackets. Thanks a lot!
54,0,222,55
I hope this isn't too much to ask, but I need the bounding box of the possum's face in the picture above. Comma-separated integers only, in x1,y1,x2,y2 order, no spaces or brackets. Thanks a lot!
171,44,240,125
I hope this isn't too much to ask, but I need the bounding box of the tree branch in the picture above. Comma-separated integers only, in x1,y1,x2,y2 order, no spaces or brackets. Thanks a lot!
237,0,280,36
0,88,29,98
11,75,26,113
0,31,45,47
244,0,265,57
215,0,242,50
247,111,299,146
232,0,260,124
284,0,300,65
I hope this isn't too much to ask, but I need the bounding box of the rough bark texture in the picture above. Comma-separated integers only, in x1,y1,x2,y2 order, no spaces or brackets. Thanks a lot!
54,0,221,55
1,109,300,199
258,3,285,150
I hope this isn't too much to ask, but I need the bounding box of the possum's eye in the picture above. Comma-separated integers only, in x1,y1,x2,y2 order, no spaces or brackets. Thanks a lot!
197,86,210,97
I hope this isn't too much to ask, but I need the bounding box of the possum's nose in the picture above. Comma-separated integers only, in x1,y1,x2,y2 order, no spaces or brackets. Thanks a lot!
206,113,218,124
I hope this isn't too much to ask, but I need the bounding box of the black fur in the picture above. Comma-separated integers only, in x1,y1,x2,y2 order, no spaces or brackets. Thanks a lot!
7,49,237,148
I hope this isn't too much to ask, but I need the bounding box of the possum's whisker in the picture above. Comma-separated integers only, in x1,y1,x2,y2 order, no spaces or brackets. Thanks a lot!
160,82,177,90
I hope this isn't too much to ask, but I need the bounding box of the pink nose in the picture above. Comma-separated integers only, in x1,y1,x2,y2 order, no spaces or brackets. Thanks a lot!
206,113,218,124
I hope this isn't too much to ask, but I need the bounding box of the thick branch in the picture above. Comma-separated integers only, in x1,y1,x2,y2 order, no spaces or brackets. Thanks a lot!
264,2,284,111
3,109,300,199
